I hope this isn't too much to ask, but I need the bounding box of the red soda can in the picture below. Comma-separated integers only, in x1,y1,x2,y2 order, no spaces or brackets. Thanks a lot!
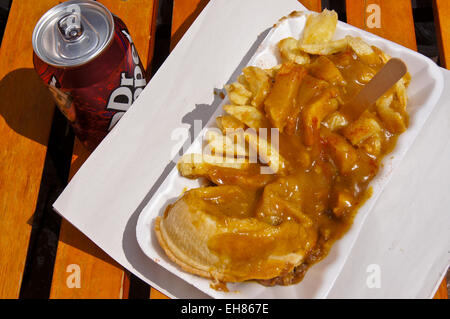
32,0,146,150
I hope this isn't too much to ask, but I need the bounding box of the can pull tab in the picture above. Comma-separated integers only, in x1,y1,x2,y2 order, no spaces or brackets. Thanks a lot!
58,4,83,40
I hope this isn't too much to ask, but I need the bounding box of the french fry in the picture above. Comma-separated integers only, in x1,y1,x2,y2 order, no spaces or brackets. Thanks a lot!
241,66,272,109
376,93,407,133
299,38,348,55
323,111,348,131
244,129,288,175
302,9,338,45
264,63,307,132
301,88,339,146
296,75,330,108
216,115,246,134
308,56,346,86
357,66,376,84
342,112,382,146
394,77,408,109
178,153,275,187
331,190,354,217
346,36,381,65
223,105,269,129
284,74,330,135
204,129,248,158
177,153,249,178
224,82,252,105
360,133,382,156
278,37,311,65
402,71,411,87
372,45,391,64
264,64,282,78
321,128,358,174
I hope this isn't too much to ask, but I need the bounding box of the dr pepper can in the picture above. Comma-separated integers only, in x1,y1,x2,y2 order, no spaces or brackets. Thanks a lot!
32,0,147,150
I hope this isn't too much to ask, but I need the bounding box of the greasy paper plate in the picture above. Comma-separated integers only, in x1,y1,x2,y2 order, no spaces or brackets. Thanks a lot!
136,11,444,298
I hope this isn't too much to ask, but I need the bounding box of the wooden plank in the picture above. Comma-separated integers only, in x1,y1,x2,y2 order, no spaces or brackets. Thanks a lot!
433,0,450,68
170,0,321,49
299,0,322,12
170,0,209,49
346,0,417,51
150,288,170,299
347,0,448,300
433,279,448,299
0,0,61,299
50,217,130,298
49,0,158,299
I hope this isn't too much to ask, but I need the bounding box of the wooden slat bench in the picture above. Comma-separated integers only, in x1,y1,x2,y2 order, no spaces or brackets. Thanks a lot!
0,0,447,299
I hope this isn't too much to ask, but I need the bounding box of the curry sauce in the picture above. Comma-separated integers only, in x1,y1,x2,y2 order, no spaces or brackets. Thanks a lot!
156,41,409,286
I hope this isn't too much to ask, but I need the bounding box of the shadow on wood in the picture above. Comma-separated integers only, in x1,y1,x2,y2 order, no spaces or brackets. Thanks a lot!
171,0,209,50
0,68,55,146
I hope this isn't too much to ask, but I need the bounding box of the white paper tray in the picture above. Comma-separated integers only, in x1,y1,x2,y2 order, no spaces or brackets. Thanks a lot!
135,12,444,299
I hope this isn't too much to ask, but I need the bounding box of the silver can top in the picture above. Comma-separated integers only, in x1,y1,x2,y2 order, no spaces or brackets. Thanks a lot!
32,0,114,67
